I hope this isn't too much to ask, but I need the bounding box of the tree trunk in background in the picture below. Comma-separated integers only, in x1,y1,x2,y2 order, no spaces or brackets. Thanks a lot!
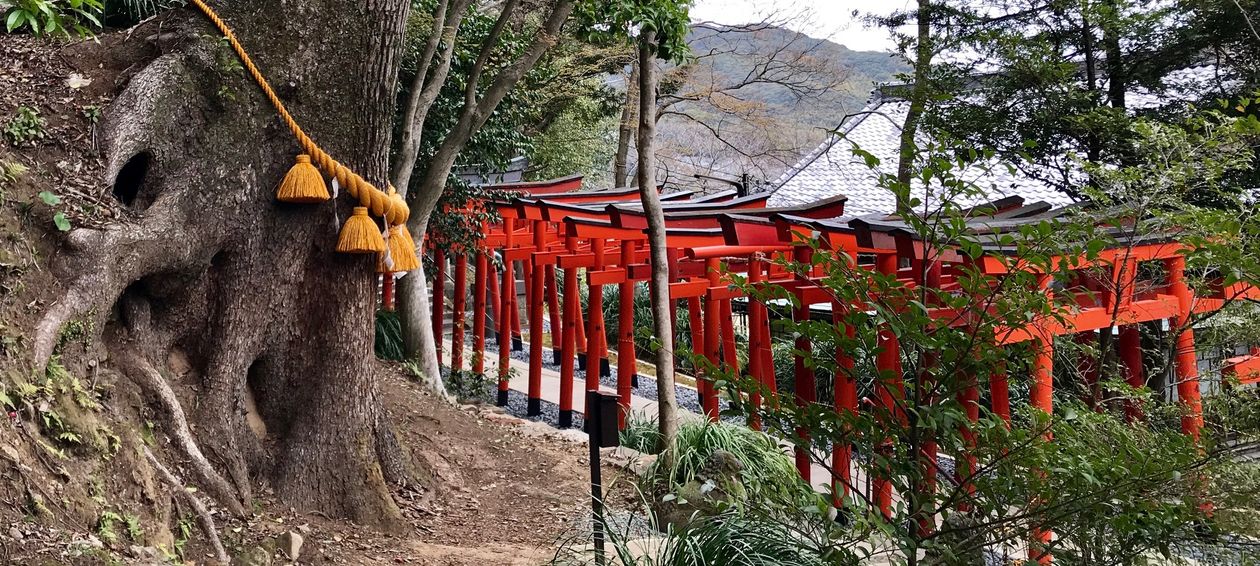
34,0,413,526
613,59,640,188
396,0,576,378
896,0,934,208
636,32,680,458
397,219,444,393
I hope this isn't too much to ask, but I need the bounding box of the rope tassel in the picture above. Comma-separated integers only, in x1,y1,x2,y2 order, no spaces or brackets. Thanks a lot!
380,224,420,273
338,207,386,254
276,154,330,203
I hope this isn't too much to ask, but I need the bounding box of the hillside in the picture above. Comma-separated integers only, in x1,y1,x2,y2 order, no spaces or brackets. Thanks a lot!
656,23,905,191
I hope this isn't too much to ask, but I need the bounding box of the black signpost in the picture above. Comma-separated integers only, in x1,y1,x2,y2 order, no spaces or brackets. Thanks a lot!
585,389,620,565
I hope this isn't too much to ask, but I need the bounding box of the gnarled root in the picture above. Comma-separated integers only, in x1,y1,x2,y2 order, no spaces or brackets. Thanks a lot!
144,446,230,564
113,341,247,518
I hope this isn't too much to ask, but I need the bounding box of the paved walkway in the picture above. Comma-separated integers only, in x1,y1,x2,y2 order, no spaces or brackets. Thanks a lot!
439,337,880,496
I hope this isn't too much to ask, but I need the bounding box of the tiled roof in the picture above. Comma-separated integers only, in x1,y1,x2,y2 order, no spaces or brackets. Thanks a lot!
768,95,1077,213
769,65,1226,213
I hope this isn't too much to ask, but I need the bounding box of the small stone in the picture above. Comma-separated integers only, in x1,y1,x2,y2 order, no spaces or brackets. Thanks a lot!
295,523,311,535
280,531,304,561
9,527,22,540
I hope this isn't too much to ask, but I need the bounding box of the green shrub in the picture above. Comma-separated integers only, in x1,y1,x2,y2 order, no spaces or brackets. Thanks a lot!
3,107,45,145
619,414,662,454
550,507,839,566
646,420,808,502
374,309,404,361
3,0,102,37
445,367,496,404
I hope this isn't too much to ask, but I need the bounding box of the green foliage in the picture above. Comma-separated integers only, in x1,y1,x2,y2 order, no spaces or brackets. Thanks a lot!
171,515,194,559
573,0,693,63
551,505,841,566
527,94,618,185
0,158,26,188
2,0,102,37
619,413,662,454
374,309,405,361
3,106,46,145
645,420,806,501
102,0,182,25
444,365,499,404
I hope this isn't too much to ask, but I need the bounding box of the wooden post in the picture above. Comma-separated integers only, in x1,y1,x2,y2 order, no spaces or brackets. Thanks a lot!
1030,273,1054,565
586,238,607,412
1167,256,1203,439
1119,325,1145,422
546,264,562,364
488,258,500,342
528,222,547,416
497,223,515,406
720,298,740,377
510,259,523,351
432,247,446,365
747,256,766,430
452,253,467,371
873,252,901,518
473,252,487,375
703,258,722,420
616,241,637,427
991,360,1011,425
687,297,706,409
560,235,580,428
791,245,815,482
832,299,856,507
381,274,395,312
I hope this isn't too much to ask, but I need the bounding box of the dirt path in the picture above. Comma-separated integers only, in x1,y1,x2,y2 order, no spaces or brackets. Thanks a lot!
225,370,612,565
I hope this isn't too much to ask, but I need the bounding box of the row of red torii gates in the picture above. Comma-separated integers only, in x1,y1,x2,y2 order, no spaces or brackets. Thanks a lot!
402,175,1260,560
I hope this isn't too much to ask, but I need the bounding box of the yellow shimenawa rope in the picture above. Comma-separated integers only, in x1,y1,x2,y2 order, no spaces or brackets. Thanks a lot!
187,0,411,230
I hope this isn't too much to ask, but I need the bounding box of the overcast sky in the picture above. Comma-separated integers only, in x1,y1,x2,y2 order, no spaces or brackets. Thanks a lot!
689,0,907,52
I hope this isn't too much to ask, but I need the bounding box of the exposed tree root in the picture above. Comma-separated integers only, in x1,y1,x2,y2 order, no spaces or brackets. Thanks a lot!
144,446,230,564
113,342,247,518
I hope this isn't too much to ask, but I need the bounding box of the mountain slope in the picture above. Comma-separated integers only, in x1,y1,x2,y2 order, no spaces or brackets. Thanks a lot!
650,23,903,192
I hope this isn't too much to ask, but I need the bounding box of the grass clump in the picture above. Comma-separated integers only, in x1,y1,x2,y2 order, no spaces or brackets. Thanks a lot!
647,420,805,499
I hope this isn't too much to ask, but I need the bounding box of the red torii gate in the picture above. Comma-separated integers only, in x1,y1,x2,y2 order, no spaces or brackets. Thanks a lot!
421,176,1254,563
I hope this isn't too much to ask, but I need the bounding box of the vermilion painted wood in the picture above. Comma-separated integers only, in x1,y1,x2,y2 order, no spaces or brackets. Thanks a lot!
1167,256,1203,440
497,222,516,403
452,253,468,372
433,247,445,363
720,298,739,378
484,173,584,195
381,275,395,312
703,259,722,420
528,222,548,416
1222,353,1260,385
1119,324,1145,422
487,260,500,343
545,264,562,363
791,245,816,482
873,252,900,518
747,257,766,431
686,297,707,411
586,238,607,406
616,241,638,427
832,299,857,507
473,253,487,375
560,234,580,427
991,361,1011,425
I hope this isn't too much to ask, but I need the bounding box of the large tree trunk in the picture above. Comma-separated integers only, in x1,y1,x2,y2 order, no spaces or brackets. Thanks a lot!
33,0,413,527
636,32,679,458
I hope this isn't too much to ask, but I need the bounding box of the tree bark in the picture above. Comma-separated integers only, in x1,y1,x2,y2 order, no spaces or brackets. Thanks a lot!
613,59,639,188
397,0,576,370
896,0,934,209
636,32,680,458
35,0,414,526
